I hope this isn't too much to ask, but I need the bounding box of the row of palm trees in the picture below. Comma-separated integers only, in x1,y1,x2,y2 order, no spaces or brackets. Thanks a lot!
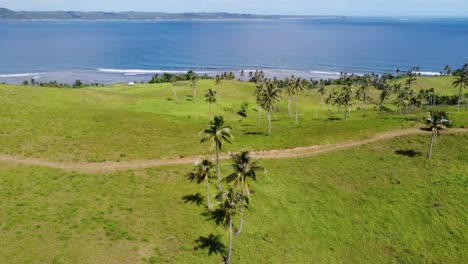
193,115,262,263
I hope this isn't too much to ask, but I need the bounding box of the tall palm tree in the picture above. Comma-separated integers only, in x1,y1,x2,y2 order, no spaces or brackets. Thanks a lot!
452,72,467,112
444,65,452,75
260,80,281,135
191,76,198,103
200,116,233,190
284,77,295,123
291,77,307,124
379,84,391,107
188,159,215,210
340,85,353,120
325,89,337,116
253,83,265,126
406,73,417,90
205,89,217,118
223,151,262,236
217,188,248,264
355,78,370,110
425,111,449,158
171,77,179,103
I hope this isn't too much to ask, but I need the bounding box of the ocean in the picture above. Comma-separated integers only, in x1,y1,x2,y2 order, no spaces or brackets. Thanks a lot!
0,17,467,84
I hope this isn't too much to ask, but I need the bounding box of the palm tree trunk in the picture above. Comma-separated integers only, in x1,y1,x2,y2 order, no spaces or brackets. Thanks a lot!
267,108,272,135
216,146,222,190
288,97,292,123
428,131,435,158
205,179,212,210
235,187,245,236
295,94,299,125
226,216,233,264
257,103,261,127
458,86,462,112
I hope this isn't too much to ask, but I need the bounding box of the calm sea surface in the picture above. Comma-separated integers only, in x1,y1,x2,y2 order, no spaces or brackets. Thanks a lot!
0,17,467,83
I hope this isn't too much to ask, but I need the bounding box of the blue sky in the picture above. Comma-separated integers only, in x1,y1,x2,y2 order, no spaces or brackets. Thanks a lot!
1,0,468,16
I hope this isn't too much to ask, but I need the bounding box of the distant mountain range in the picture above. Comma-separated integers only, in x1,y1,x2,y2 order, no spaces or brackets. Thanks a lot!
0,8,342,20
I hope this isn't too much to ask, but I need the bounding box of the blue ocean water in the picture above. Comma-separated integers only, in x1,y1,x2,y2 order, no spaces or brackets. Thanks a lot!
0,17,467,83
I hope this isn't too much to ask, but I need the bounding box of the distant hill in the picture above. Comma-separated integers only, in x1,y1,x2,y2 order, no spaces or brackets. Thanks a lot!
0,8,342,20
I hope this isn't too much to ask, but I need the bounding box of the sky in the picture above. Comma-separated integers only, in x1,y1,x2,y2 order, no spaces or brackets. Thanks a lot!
1,0,468,16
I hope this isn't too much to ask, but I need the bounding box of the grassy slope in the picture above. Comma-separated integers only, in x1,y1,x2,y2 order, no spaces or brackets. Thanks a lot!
0,133,466,263
0,77,465,163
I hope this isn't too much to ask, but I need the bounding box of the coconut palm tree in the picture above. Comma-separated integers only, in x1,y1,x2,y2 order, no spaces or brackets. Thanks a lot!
223,151,262,236
325,89,337,116
253,83,265,126
379,84,391,107
340,85,353,120
171,77,179,103
355,83,370,110
425,111,450,158
191,76,198,103
444,65,452,75
260,80,281,135
200,116,233,190
406,70,417,89
188,159,215,210
205,89,217,118
217,188,248,264
291,77,307,124
452,72,467,112
284,77,295,123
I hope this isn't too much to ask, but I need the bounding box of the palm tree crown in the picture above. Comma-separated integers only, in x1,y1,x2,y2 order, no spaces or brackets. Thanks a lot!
224,151,262,196
200,116,233,190
452,71,468,112
200,116,233,150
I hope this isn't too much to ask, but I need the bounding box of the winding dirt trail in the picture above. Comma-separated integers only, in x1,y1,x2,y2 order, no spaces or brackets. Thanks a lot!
0,128,466,173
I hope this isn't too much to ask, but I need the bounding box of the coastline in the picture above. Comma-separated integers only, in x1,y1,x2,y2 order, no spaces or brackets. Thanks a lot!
0,68,345,85
0,68,446,85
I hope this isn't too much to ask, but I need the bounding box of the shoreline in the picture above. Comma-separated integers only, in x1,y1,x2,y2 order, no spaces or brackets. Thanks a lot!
0,68,346,85
0,68,447,85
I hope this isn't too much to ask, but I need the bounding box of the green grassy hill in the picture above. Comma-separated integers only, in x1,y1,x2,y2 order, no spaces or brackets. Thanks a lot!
0,77,467,263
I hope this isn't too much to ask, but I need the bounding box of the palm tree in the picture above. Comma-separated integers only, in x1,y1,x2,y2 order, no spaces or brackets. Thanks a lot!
191,76,198,103
284,77,295,123
444,65,452,75
379,84,391,107
200,116,233,190
340,85,353,120
215,75,223,86
171,77,179,103
396,69,400,77
291,77,307,124
223,151,262,236
260,80,281,135
425,111,449,158
355,79,370,110
217,188,248,264
452,72,467,112
205,89,217,118
253,83,265,126
188,159,215,210
406,73,417,90
325,89,337,116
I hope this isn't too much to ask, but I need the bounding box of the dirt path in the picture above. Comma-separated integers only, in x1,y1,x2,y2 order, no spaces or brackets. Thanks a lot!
0,128,466,173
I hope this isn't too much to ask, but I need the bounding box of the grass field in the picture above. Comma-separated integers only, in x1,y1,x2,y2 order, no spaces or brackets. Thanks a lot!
0,77,466,163
0,76,467,263
0,133,466,263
